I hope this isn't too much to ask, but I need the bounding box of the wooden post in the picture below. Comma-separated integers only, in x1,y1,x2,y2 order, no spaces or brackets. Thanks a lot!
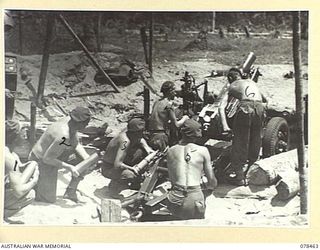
148,12,153,74
96,13,102,52
212,12,216,32
143,13,154,130
244,25,250,38
144,86,150,130
140,27,149,65
58,14,120,93
18,12,23,55
36,14,55,106
292,11,307,214
140,27,150,129
101,198,122,222
29,102,37,146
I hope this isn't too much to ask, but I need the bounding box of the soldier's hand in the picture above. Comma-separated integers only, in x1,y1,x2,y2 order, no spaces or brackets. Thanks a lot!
182,115,190,121
71,168,80,178
147,149,156,155
128,166,139,175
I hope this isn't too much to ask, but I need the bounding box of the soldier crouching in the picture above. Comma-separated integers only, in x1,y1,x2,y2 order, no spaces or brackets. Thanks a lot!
100,118,154,198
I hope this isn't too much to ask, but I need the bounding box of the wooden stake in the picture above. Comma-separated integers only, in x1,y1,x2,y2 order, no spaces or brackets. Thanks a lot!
212,12,216,32
18,12,23,55
148,13,153,74
29,102,37,146
101,198,122,222
144,86,150,130
140,27,149,65
292,11,308,214
36,14,55,107
96,13,102,52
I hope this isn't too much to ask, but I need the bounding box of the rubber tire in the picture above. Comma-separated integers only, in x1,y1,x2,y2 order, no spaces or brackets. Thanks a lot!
262,117,289,157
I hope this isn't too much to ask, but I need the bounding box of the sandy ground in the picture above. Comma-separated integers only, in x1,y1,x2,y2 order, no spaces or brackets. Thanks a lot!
5,49,308,226
7,166,307,227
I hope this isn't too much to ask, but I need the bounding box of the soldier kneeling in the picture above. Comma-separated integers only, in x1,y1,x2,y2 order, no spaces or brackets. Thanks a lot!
101,118,154,198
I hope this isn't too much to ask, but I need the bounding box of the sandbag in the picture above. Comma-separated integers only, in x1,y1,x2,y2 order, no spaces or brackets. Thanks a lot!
247,148,308,186
275,174,300,200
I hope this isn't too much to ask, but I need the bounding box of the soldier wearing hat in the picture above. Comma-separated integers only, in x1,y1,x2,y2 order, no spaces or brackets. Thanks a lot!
219,67,268,185
166,119,217,220
148,81,189,150
28,106,92,203
101,117,154,198
4,120,39,219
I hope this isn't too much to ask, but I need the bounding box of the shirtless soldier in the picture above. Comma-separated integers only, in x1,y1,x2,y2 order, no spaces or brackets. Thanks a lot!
219,68,268,185
101,118,154,198
149,81,189,150
166,119,217,220
29,106,91,203
4,120,39,219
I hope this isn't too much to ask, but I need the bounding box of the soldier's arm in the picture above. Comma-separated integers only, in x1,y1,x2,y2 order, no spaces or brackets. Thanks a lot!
75,134,90,160
5,150,38,198
218,92,231,132
168,108,189,128
203,147,217,190
42,138,79,177
113,135,134,171
140,138,155,154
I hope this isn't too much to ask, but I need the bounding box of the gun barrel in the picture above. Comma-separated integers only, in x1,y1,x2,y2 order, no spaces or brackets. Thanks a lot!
242,52,256,73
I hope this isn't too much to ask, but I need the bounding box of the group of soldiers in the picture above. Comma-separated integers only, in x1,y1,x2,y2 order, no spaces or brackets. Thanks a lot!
4,67,267,222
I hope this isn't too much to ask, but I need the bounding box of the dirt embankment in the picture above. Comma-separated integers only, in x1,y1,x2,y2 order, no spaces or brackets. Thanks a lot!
13,49,307,134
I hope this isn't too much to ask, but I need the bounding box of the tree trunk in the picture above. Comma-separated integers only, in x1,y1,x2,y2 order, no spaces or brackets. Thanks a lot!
96,13,102,52
18,13,23,55
292,11,308,214
148,12,153,74
212,12,216,32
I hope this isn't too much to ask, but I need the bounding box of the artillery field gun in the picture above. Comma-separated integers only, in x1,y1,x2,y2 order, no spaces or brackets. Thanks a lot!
177,52,294,158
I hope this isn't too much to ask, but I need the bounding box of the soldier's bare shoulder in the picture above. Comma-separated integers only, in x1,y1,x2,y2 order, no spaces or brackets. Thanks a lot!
47,120,69,139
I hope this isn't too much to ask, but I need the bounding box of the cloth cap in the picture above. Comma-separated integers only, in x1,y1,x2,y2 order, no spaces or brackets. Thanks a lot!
180,119,202,138
127,118,145,132
5,120,20,137
160,81,175,93
70,107,91,122
227,67,242,79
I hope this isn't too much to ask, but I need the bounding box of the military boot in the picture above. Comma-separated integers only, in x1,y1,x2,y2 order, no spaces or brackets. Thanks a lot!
63,176,84,203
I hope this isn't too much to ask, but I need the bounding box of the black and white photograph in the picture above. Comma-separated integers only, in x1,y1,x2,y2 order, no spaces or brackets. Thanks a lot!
3,10,309,226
